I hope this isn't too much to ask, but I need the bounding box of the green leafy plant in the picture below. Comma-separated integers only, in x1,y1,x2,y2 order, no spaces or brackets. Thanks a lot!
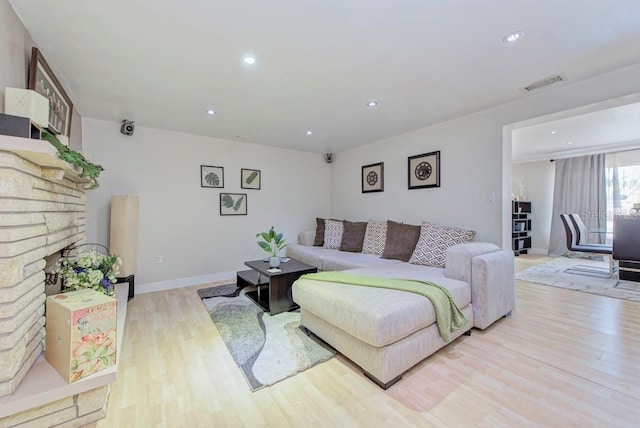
245,170,258,184
256,226,288,256
205,172,220,186
41,131,105,190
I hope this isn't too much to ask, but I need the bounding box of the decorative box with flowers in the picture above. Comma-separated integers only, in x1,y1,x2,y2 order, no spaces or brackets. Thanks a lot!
45,289,117,382
56,248,122,296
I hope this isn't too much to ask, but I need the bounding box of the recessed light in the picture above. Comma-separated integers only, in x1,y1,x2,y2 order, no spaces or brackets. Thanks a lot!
550,130,557,135
207,109,216,115
306,131,313,135
567,141,573,145
503,31,525,45
243,55,256,65
366,100,378,107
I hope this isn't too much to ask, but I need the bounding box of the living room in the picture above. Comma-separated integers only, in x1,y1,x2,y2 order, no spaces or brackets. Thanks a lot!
1,1,639,426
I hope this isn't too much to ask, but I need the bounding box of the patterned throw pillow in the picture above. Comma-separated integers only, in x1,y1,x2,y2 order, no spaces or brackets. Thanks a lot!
323,219,344,249
362,220,388,255
409,222,475,268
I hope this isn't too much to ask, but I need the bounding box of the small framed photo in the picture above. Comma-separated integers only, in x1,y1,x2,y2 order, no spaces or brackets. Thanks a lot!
201,165,224,188
220,193,247,216
408,151,440,189
362,162,384,193
241,168,261,190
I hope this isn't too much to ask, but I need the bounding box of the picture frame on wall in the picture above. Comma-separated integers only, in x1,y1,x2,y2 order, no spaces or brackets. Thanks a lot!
361,162,384,193
408,151,440,189
241,168,261,190
220,193,247,216
27,47,73,137
201,165,224,188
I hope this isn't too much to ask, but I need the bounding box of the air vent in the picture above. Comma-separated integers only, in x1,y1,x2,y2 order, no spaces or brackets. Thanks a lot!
520,74,568,93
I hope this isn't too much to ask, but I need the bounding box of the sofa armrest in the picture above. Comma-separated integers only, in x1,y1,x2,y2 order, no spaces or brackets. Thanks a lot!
470,250,515,329
297,230,316,246
445,243,515,329
445,242,500,283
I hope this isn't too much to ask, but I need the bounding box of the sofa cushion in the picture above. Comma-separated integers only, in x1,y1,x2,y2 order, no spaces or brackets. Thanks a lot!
313,217,325,246
409,222,475,268
324,219,344,249
381,220,420,262
362,220,388,255
287,243,403,271
340,220,367,252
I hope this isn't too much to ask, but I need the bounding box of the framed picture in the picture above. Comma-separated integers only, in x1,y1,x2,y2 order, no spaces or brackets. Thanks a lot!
241,168,261,190
220,193,247,216
27,47,73,137
201,165,224,188
362,162,384,193
408,151,440,189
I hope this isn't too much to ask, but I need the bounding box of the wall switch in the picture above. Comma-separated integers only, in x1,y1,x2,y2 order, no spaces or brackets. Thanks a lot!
156,255,163,264
488,192,495,203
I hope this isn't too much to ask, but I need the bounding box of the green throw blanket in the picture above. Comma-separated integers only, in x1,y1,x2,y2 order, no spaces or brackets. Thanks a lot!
300,272,468,343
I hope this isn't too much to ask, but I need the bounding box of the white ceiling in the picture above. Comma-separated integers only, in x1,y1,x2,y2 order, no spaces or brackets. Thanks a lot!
9,0,640,154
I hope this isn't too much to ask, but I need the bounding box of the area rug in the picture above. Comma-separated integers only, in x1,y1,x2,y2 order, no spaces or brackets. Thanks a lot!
198,284,337,391
516,257,640,302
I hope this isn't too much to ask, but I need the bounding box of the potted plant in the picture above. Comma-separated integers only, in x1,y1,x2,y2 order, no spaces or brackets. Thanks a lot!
256,226,288,268
56,248,122,296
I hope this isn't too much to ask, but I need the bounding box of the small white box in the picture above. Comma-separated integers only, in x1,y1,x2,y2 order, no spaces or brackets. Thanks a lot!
4,87,49,128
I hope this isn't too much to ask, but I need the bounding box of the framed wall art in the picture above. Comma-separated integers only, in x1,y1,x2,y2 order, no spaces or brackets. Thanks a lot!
220,193,247,216
408,151,440,189
361,162,384,193
241,168,261,190
27,47,73,137
201,165,224,188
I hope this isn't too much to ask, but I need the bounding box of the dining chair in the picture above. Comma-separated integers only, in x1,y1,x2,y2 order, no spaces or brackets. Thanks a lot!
613,215,640,282
560,213,615,277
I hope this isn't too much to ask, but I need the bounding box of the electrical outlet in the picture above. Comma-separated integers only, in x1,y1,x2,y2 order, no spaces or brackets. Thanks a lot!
488,192,495,203
156,255,163,264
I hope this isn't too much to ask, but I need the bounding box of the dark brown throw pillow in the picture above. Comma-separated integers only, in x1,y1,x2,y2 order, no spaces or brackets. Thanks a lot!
339,221,368,252
313,217,325,246
381,220,421,261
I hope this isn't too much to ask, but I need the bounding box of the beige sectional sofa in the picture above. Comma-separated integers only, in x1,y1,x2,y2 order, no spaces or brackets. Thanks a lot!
287,226,515,389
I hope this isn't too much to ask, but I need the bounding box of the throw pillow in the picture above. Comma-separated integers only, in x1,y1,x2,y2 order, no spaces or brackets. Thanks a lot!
323,219,344,249
362,220,388,255
381,220,421,262
339,220,368,252
313,217,325,246
409,222,476,268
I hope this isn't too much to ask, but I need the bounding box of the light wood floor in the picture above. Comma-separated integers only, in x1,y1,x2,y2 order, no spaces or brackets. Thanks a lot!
97,255,640,427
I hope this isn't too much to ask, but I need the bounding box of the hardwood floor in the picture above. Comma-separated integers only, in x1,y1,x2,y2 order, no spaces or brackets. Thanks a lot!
98,255,640,427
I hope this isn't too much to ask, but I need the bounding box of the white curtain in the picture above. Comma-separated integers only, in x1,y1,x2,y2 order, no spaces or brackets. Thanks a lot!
548,154,606,256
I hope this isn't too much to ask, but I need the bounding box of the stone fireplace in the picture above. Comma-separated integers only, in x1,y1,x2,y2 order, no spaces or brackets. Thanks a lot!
0,135,125,427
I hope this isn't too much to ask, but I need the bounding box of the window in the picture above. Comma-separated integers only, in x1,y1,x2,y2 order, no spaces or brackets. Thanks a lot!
605,149,640,234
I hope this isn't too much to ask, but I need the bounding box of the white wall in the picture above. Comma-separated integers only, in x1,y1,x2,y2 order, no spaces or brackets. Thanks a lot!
512,161,555,253
0,2,34,110
83,118,331,288
331,63,640,247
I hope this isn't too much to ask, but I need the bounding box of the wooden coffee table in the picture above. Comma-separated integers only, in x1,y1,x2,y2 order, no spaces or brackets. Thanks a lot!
237,258,317,315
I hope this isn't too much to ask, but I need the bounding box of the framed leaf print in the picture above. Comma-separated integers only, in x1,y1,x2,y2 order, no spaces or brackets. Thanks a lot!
220,193,247,216
201,165,224,188
241,168,261,190
408,151,440,189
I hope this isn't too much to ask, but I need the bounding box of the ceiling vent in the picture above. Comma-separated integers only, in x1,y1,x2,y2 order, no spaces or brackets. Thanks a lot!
520,74,568,93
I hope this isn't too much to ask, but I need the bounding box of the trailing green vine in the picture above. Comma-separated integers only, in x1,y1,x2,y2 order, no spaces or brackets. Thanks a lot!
41,131,104,190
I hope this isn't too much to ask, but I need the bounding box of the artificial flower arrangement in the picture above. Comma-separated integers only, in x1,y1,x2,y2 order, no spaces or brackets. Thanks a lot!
56,248,122,296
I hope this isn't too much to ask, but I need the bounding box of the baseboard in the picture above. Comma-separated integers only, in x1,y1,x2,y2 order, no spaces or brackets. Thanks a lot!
529,247,548,255
136,270,236,295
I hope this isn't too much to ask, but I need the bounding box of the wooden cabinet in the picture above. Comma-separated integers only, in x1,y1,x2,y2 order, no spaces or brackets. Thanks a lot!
512,201,532,256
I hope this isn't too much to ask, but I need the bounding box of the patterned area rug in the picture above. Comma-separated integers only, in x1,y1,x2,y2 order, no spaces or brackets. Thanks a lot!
516,257,640,302
198,284,336,391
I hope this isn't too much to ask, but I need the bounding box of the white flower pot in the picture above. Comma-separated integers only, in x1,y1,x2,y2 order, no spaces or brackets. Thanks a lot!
269,256,281,268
